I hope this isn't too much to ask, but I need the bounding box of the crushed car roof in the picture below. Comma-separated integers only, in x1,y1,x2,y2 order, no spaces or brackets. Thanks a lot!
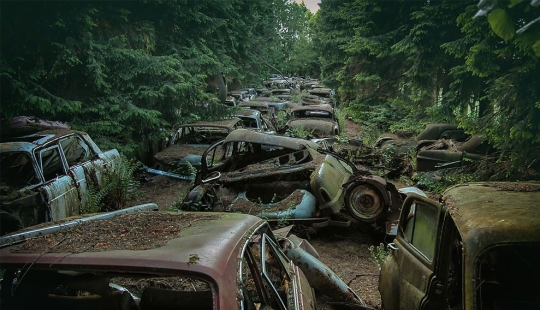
443,182,540,258
223,129,320,150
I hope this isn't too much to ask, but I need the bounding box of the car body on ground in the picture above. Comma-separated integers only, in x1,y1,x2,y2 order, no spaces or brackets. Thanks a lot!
152,118,243,173
415,134,493,171
183,129,404,233
379,181,540,310
286,104,340,138
0,204,367,310
0,128,120,235
375,123,470,154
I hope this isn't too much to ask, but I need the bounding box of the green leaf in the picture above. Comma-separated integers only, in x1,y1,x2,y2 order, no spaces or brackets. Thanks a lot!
487,8,516,41
533,40,540,57
506,0,523,8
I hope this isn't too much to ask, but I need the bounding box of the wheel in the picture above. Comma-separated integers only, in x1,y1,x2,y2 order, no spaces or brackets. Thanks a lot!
344,183,385,222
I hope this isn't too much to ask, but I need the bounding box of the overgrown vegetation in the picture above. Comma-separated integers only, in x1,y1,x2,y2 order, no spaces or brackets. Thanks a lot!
311,0,540,178
85,155,140,213
0,0,314,157
369,243,390,271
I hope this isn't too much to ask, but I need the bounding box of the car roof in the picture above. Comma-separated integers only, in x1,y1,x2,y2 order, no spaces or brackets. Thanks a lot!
234,109,261,117
223,129,320,150
178,118,242,129
290,104,334,113
238,101,269,108
0,211,264,285
444,182,540,257
0,129,88,152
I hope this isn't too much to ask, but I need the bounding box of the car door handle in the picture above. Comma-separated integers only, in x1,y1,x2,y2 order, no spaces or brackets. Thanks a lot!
387,243,398,251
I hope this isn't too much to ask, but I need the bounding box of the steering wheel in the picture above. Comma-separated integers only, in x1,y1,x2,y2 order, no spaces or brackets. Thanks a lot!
194,131,212,143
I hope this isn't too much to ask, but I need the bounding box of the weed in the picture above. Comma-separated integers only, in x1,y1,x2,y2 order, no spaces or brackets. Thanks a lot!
369,243,390,271
86,155,140,213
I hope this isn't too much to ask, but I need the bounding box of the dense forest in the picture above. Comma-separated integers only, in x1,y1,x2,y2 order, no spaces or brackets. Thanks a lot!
1,0,539,178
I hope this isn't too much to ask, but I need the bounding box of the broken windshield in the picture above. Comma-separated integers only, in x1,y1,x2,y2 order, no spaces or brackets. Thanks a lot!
0,152,40,189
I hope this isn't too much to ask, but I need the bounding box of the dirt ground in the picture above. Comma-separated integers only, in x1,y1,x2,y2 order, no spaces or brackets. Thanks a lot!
127,119,385,309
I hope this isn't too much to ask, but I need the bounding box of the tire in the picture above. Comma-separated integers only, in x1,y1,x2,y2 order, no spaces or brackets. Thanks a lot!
344,183,385,222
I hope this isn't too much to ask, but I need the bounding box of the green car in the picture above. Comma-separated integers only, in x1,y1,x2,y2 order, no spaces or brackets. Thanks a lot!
379,182,540,310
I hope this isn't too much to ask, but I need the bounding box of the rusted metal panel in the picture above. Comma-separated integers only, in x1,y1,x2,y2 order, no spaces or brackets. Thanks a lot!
444,182,540,259
42,175,81,220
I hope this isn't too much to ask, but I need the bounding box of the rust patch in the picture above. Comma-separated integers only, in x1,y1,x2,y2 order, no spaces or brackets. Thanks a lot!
14,212,221,253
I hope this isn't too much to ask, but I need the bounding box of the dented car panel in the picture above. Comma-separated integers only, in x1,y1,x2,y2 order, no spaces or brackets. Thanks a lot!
0,208,364,309
379,182,540,310
184,129,403,232
0,130,120,234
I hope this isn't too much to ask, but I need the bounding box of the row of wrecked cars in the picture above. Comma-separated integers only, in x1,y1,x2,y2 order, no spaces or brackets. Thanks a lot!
1,116,540,310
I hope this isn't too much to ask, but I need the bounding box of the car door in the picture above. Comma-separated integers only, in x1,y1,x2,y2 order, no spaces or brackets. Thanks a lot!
37,145,81,220
379,194,445,310
59,135,102,212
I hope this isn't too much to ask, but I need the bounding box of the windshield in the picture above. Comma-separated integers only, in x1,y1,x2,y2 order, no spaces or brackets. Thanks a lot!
475,243,540,309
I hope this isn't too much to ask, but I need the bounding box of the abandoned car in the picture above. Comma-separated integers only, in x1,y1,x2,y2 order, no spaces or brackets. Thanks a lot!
0,204,367,310
285,104,340,138
182,129,404,233
0,129,120,235
152,118,243,174
379,181,540,310
375,123,470,154
234,109,276,134
415,134,493,171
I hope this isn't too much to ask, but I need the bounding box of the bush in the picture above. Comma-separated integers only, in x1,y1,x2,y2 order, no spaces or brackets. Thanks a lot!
85,155,140,213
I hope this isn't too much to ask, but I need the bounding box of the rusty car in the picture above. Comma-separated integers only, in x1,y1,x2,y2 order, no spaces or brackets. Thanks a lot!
379,181,540,310
375,123,470,154
234,109,276,134
0,129,120,235
285,104,340,138
152,118,243,174
182,129,406,234
415,134,493,171
0,204,369,310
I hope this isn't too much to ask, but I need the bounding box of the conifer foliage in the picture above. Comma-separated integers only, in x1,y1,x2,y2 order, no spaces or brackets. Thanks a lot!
0,0,310,155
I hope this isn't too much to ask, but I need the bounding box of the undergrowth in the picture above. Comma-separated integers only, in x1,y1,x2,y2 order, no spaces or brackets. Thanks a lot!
85,155,140,213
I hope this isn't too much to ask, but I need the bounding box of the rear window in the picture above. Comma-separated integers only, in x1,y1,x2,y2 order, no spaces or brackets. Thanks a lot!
0,268,214,310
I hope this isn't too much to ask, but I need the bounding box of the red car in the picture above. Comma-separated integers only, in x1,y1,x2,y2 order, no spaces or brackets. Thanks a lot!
0,205,367,310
